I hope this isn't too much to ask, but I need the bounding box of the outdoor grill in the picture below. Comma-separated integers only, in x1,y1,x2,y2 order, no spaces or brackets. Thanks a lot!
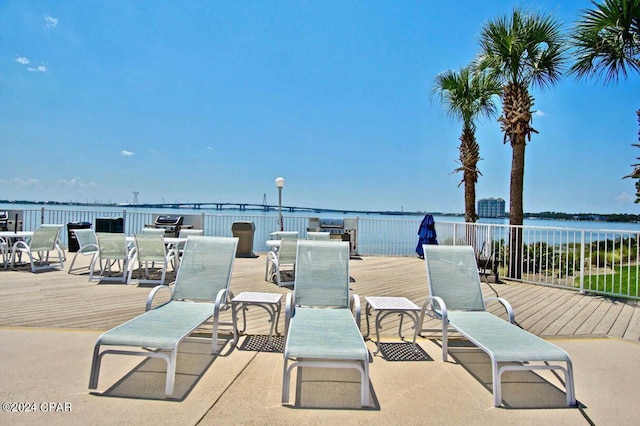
318,218,345,234
307,217,359,256
151,215,186,237
0,211,22,232
0,211,8,231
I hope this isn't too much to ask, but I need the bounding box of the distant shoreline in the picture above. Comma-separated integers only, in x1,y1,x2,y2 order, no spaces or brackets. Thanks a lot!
0,199,638,223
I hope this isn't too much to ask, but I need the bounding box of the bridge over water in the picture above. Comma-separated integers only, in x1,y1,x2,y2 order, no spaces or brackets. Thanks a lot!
118,201,425,217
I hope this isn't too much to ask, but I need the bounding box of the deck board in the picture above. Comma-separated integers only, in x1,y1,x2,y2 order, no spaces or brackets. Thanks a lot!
1,254,640,343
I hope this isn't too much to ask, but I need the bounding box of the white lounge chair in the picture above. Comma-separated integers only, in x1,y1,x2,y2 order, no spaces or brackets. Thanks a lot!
10,224,65,272
67,228,98,275
413,245,576,407
89,236,239,396
282,240,370,406
89,233,130,283
306,231,331,240
265,238,297,287
270,231,298,240
127,234,173,285
0,236,8,270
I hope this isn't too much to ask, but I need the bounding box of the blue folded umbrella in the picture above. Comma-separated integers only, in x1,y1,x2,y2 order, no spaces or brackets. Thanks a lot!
416,214,437,258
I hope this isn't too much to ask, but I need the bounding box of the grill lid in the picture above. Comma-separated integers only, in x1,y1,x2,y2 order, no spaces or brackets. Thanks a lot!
154,215,184,225
319,218,344,228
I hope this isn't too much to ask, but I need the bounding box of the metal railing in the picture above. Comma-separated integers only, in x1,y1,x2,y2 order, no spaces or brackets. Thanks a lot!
11,207,640,300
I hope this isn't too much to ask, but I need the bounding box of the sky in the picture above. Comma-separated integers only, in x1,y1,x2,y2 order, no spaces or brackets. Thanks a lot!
1,1,639,215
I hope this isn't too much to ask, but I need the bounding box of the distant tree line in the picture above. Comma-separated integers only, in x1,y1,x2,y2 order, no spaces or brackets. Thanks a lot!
525,212,640,223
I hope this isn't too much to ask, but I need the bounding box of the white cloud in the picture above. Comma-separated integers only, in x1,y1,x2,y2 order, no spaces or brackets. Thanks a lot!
207,146,213,151
615,192,635,203
44,14,58,28
57,178,80,187
0,177,39,186
534,110,545,117
121,150,135,156
16,56,29,65
27,64,47,73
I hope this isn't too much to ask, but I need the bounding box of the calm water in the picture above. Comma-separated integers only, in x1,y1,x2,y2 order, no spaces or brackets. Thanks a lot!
2,202,639,233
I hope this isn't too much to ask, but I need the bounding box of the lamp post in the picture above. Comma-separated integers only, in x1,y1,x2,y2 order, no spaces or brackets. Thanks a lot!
275,177,285,231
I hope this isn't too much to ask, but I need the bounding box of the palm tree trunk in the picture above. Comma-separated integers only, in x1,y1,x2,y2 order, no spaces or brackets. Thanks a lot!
509,140,526,278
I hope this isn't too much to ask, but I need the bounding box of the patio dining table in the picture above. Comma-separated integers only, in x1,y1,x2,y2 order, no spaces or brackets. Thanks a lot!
0,231,34,269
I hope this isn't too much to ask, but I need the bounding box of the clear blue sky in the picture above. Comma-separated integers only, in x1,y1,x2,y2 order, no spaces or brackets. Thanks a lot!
2,0,639,214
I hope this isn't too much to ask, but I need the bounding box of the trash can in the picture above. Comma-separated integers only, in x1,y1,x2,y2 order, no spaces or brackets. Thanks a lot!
67,222,92,252
231,221,256,258
95,217,124,233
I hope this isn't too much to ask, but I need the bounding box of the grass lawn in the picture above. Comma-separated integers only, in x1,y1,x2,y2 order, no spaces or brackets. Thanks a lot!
580,265,639,298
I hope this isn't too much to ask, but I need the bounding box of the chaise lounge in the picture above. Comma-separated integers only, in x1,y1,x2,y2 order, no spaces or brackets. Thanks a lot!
413,245,576,407
88,236,238,396
282,240,370,407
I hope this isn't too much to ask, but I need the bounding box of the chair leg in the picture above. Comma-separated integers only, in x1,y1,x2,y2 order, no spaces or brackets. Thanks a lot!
282,358,291,403
88,344,102,390
165,347,178,396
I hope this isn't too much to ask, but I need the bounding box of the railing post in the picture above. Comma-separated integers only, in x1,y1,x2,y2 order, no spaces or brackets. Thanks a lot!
579,230,585,294
40,207,45,225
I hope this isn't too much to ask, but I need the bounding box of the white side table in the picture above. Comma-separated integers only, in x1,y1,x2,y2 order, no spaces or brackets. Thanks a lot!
232,292,283,349
364,296,421,355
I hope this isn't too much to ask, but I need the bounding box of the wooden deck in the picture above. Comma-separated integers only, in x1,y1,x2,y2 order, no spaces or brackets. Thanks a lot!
1,254,639,343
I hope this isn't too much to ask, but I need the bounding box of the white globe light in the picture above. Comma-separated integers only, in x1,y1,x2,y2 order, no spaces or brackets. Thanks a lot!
275,177,285,188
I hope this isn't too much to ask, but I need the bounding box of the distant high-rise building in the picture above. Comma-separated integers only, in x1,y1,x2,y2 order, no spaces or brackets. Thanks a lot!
478,198,506,218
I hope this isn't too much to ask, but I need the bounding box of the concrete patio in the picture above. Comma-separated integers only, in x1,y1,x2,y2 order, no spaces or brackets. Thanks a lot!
1,253,639,425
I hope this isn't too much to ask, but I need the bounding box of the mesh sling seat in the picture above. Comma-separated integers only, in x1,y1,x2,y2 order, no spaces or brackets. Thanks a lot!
10,224,65,272
412,245,576,407
89,236,238,396
282,240,370,407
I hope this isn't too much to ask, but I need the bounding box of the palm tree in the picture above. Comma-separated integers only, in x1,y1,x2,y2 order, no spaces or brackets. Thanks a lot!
476,8,567,278
432,66,501,224
570,0,640,84
570,0,640,198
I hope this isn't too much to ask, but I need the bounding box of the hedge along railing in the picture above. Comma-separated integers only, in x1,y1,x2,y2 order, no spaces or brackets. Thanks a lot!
14,208,640,299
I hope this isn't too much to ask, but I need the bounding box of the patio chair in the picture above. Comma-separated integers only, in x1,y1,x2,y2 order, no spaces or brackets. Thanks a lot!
265,238,297,286
67,229,98,275
0,237,8,270
412,245,576,407
89,236,239,396
271,231,298,240
10,224,65,272
306,231,331,240
127,234,173,285
282,240,370,407
89,233,130,283
167,229,204,268
141,227,167,236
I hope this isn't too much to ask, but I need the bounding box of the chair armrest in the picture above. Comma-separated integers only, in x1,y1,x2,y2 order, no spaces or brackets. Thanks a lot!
215,288,234,313
145,284,174,311
268,251,279,267
350,293,361,327
484,296,515,323
284,293,294,340
428,295,448,323
11,240,29,251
